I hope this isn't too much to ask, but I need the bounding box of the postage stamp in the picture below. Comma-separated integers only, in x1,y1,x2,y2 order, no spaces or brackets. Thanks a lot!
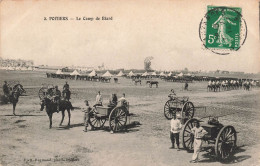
199,6,247,55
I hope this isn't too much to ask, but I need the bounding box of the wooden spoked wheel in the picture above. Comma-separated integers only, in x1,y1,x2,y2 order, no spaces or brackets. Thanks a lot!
164,100,177,120
181,118,199,152
181,101,195,120
88,108,106,130
215,126,237,160
38,87,48,100
109,106,127,133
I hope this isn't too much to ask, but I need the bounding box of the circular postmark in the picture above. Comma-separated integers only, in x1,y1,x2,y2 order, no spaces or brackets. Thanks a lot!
199,6,247,55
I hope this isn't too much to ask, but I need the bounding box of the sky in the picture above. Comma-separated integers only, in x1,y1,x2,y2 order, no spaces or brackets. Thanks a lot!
0,0,259,72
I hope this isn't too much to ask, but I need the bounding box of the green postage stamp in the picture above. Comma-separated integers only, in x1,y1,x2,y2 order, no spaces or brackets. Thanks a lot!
206,6,241,49
199,6,247,54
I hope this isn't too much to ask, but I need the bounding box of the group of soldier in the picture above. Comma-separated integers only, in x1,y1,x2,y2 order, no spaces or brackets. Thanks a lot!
44,81,71,113
169,89,207,163
208,79,254,91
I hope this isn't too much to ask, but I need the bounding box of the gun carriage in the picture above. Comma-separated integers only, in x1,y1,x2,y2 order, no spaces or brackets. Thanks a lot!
164,94,195,122
89,102,130,133
181,116,237,160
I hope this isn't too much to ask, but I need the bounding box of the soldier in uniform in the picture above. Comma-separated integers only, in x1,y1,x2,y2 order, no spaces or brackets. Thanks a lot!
93,91,103,107
3,81,10,97
83,100,92,132
52,86,61,113
62,81,71,101
184,81,189,91
63,81,70,90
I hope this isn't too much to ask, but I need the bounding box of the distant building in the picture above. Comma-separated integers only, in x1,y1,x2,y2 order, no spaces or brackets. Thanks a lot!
230,71,244,74
221,71,229,74
0,58,34,67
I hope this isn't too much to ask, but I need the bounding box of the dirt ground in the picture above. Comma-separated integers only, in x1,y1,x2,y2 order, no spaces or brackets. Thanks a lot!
0,70,260,166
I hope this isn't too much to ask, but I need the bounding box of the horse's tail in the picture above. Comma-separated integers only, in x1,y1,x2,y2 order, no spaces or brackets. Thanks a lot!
68,101,74,110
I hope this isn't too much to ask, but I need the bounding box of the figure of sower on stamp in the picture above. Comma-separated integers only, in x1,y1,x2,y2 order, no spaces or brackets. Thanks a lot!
200,6,246,54
212,9,237,47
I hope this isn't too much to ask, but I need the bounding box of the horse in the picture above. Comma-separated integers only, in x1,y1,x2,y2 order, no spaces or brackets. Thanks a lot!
207,84,213,92
243,82,250,91
0,84,26,115
214,83,221,92
114,78,118,83
134,79,142,85
146,81,158,88
41,97,73,129
101,77,111,83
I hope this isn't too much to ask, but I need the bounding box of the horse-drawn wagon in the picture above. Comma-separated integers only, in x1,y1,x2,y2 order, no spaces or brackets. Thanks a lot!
164,94,195,121
89,102,130,133
181,116,237,160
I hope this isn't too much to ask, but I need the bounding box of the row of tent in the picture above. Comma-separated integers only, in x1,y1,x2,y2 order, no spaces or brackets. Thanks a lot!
56,69,192,77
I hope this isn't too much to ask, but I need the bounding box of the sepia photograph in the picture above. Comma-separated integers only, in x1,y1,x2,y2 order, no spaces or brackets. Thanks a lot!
0,0,259,165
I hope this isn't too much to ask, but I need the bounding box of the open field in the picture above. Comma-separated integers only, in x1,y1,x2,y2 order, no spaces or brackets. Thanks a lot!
0,70,260,166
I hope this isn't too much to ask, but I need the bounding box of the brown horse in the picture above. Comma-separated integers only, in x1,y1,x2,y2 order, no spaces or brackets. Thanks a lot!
41,97,73,129
134,79,142,85
0,84,26,115
146,81,159,88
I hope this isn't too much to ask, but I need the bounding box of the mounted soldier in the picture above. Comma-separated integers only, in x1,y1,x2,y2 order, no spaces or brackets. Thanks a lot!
1,82,26,115
49,85,61,113
62,81,71,101
208,80,212,86
3,81,11,98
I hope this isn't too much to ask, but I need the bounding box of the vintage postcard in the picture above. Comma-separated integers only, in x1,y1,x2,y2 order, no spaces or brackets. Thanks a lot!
0,0,259,166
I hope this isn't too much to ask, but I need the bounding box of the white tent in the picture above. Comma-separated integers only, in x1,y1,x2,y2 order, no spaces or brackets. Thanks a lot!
27,66,33,71
70,70,80,76
151,72,157,76
159,72,166,76
116,71,124,77
21,67,27,71
128,71,135,76
102,71,113,77
88,70,96,76
142,71,148,76
178,72,183,77
8,66,15,71
168,72,172,76
56,69,63,74
185,73,191,76
15,67,21,70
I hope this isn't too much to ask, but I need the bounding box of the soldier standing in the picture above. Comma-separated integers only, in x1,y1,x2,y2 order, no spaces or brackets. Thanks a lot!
184,82,189,91
170,113,182,150
190,121,208,163
83,100,92,132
